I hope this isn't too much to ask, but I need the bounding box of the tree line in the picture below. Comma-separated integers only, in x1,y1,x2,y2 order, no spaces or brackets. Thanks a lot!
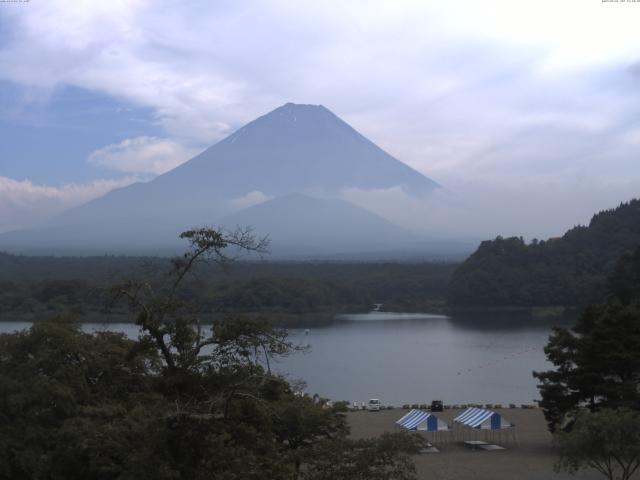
0,228,423,480
0,254,455,322
535,245,640,480
448,199,640,307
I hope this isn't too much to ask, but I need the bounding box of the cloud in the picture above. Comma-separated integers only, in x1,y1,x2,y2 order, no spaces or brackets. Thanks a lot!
1,1,640,237
88,137,200,175
619,127,640,146
2,1,639,150
228,190,273,210
515,112,612,133
0,0,251,142
342,178,640,241
0,176,136,233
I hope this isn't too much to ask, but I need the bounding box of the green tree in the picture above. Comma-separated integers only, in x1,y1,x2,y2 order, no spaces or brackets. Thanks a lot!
449,198,640,307
534,247,640,432
0,321,163,480
302,432,424,480
111,226,271,373
555,408,640,480
1,227,422,480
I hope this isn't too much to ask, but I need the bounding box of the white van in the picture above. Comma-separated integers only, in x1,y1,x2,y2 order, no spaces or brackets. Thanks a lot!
367,399,381,411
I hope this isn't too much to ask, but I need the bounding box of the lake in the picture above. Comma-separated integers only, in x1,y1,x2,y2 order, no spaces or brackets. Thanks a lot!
0,311,562,406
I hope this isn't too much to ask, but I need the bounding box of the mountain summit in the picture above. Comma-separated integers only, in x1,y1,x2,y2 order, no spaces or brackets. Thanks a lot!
2,103,441,255
159,102,439,197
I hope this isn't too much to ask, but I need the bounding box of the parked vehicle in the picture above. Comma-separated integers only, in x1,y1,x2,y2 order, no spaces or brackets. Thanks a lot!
430,400,443,412
367,399,381,411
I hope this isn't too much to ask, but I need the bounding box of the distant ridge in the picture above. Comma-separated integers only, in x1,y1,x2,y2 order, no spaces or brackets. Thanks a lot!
219,193,419,256
0,103,441,256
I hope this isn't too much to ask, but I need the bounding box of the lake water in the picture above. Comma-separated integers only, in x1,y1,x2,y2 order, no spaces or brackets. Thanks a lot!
0,311,561,406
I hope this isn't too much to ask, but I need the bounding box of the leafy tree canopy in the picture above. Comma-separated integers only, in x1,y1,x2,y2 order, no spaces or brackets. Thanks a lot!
555,408,640,480
534,246,640,432
0,227,422,480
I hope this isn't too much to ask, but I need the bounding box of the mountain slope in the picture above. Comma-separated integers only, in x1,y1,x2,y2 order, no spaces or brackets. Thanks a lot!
162,102,439,195
219,193,418,256
1,103,440,254
448,199,640,307
56,103,438,226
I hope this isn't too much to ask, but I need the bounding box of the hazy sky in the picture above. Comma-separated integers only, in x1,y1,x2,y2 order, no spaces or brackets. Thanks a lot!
1,0,640,237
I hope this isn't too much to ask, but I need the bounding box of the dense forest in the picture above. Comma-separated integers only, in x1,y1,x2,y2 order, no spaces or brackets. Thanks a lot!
6,198,639,318
0,228,423,479
449,199,640,307
534,245,640,432
0,253,455,324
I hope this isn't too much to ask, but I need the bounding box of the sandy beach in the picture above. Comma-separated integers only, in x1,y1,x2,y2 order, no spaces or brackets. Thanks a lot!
347,408,603,480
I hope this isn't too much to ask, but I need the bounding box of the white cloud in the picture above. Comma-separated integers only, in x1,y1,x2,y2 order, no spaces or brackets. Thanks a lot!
516,112,612,133
619,127,640,146
2,0,639,151
1,1,640,237
88,136,200,175
342,177,640,241
0,176,136,233
228,190,273,210
0,0,252,142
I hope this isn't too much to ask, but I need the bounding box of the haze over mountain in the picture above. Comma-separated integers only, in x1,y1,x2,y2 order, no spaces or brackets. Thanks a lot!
0,103,448,257
220,193,420,257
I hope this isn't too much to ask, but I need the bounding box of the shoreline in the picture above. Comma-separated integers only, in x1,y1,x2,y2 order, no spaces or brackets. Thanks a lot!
346,403,539,411
0,305,580,325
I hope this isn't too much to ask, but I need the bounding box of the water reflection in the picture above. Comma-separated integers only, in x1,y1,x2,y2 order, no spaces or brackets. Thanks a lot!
278,311,561,405
336,312,448,322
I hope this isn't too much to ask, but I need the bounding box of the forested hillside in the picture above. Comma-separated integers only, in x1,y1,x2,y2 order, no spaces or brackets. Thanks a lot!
448,199,640,307
0,254,455,321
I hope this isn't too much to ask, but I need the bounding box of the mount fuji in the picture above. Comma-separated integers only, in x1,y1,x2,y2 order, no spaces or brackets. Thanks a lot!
1,103,448,257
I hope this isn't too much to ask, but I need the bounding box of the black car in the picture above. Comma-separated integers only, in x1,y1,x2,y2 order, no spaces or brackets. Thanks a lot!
430,400,443,412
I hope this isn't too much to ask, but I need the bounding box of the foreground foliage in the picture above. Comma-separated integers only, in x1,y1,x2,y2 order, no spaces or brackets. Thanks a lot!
534,247,640,432
0,228,422,479
555,408,640,480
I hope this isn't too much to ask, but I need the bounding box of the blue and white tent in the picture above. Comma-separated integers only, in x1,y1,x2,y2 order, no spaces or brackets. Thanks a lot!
396,409,450,432
453,407,512,430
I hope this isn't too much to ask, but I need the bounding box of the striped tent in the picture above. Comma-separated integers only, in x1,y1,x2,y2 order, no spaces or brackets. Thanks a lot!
453,407,512,430
396,409,450,432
